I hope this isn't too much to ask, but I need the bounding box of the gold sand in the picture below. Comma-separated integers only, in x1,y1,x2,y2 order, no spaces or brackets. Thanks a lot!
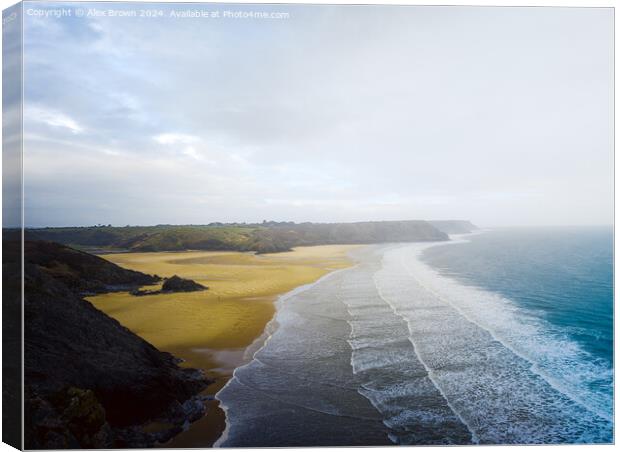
87,245,358,446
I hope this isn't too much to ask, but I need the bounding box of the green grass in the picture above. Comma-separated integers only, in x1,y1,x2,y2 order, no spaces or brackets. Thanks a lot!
27,220,451,254
27,225,266,252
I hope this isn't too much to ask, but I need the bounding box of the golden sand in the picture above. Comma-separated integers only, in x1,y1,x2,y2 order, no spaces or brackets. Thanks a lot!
87,245,358,446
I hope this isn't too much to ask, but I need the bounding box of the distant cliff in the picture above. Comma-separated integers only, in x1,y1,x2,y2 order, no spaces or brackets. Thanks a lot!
428,220,478,235
8,240,211,448
248,220,449,253
27,220,453,254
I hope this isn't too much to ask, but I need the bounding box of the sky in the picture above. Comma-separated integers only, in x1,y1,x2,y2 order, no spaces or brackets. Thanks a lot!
19,2,613,228
3,2,22,228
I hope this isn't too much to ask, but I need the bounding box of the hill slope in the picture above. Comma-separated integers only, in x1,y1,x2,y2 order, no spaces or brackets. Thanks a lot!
27,220,456,254
7,240,211,448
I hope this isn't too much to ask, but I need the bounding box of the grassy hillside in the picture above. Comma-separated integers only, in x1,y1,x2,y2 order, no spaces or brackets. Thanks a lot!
26,225,258,253
26,220,456,254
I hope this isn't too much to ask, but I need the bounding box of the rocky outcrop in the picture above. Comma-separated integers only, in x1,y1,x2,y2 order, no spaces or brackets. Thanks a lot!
131,275,208,297
25,387,113,449
23,240,160,294
3,232,23,449
25,386,213,449
13,240,212,448
162,275,207,293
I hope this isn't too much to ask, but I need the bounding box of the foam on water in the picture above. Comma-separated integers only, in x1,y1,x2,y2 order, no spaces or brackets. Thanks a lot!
215,265,392,447
215,239,612,447
373,240,613,443
214,269,350,447
410,236,612,422
338,247,473,445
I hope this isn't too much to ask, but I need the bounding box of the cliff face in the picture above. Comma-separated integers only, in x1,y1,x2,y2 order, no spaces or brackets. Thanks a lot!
3,232,22,449
249,220,450,253
11,240,211,448
428,221,478,235
23,239,159,293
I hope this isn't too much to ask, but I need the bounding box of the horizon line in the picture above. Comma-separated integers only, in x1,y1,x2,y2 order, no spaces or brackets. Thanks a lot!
15,221,615,230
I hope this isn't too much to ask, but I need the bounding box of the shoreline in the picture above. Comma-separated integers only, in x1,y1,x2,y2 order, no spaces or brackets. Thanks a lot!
215,233,612,445
88,245,361,447
214,262,361,447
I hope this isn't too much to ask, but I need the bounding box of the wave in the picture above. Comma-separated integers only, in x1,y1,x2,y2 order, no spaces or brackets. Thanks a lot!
215,239,612,447
214,263,391,447
406,237,613,422
213,268,351,447
372,240,612,444
339,247,473,445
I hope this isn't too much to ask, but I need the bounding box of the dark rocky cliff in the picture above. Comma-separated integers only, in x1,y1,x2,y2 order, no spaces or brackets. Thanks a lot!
23,239,159,293
9,240,211,448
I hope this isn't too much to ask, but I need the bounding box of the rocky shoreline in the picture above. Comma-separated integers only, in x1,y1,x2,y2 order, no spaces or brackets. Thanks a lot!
12,240,213,448
131,275,208,297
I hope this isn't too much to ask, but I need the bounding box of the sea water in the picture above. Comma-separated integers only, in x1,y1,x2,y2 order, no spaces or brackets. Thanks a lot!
215,228,613,446
421,227,613,427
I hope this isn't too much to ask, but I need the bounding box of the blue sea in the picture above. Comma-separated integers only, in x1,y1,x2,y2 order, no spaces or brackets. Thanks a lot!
216,228,614,446
422,227,614,423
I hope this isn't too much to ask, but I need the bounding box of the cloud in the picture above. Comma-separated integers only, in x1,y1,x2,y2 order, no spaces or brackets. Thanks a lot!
153,133,200,145
25,105,84,134
182,146,201,160
21,4,613,227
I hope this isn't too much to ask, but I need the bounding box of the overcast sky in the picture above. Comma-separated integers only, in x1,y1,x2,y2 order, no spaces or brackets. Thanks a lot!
21,3,613,228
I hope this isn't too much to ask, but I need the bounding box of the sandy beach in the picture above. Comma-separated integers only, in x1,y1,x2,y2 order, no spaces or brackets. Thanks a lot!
87,245,359,446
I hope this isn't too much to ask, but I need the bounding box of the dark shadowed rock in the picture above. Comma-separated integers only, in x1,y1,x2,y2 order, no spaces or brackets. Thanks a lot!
25,387,114,449
12,240,212,448
162,275,208,293
129,275,208,297
23,240,160,294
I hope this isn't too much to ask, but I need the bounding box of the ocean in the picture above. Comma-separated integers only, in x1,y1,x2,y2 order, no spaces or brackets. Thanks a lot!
215,228,614,446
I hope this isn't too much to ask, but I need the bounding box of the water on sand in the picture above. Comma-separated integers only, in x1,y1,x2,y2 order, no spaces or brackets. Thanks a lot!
216,241,612,446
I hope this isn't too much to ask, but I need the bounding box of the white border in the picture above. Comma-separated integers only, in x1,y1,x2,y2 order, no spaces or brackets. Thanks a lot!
0,1,615,452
